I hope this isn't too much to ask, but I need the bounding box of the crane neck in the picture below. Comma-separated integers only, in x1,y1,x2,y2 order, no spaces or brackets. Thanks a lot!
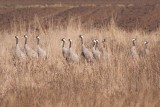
37,38,40,45
96,42,99,50
102,42,105,48
62,41,65,48
93,42,96,49
145,44,148,49
16,38,18,45
81,38,84,45
132,41,135,46
25,37,27,44
69,41,72,49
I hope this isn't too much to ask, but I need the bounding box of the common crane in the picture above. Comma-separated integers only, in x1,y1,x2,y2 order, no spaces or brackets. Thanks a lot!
61,38,69,60
24,35,38,58
36,36,47,59
79,35,94,62
15,36,26,60
131,38,139,58
144,41,149,56
92,39,101,60
68,39,79,63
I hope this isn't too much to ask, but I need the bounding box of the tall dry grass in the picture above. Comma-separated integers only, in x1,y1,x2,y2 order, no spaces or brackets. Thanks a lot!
0,17,160,107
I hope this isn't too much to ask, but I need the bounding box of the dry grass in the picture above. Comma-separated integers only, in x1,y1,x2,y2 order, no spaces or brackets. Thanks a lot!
0,3,136,9
0,4,98,9
0,18,160,107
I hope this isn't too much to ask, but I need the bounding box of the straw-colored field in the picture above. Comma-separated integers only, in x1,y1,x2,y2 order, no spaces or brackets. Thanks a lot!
0,17,160,107
0,3,160,32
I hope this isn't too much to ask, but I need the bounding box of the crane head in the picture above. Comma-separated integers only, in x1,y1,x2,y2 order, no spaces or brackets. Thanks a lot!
102,39,106,42
79,35,83,38
92,39,96,44
144,41,148,45
24,35,28,38
36,36,40,39
15,36,18,39
92,39,96,42
96,39,99,43
61,38,66,41
69,39,72,42
132,38,136,41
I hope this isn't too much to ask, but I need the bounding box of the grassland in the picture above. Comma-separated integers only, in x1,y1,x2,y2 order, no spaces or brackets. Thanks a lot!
0,3,160,32
0,17,160,107
0,0,159,5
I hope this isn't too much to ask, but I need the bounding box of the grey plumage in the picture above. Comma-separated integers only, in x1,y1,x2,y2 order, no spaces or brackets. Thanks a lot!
36,36,47,59
101,39,112,61
101,39,107,60
92,39,101,60
92,40,96,55
131,38,139,58
24,35,38,58
144,41,149,56
68,39,79,63
61,38,70,60
15,36,26,60
79,35,94,62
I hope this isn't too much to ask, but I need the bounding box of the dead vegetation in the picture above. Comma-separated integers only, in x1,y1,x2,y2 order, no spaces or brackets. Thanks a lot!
0,18,160,107
0,3,160,32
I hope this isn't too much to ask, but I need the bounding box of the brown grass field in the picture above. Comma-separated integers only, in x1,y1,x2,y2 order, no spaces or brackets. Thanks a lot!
0,1,160,107
0,1,160,32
